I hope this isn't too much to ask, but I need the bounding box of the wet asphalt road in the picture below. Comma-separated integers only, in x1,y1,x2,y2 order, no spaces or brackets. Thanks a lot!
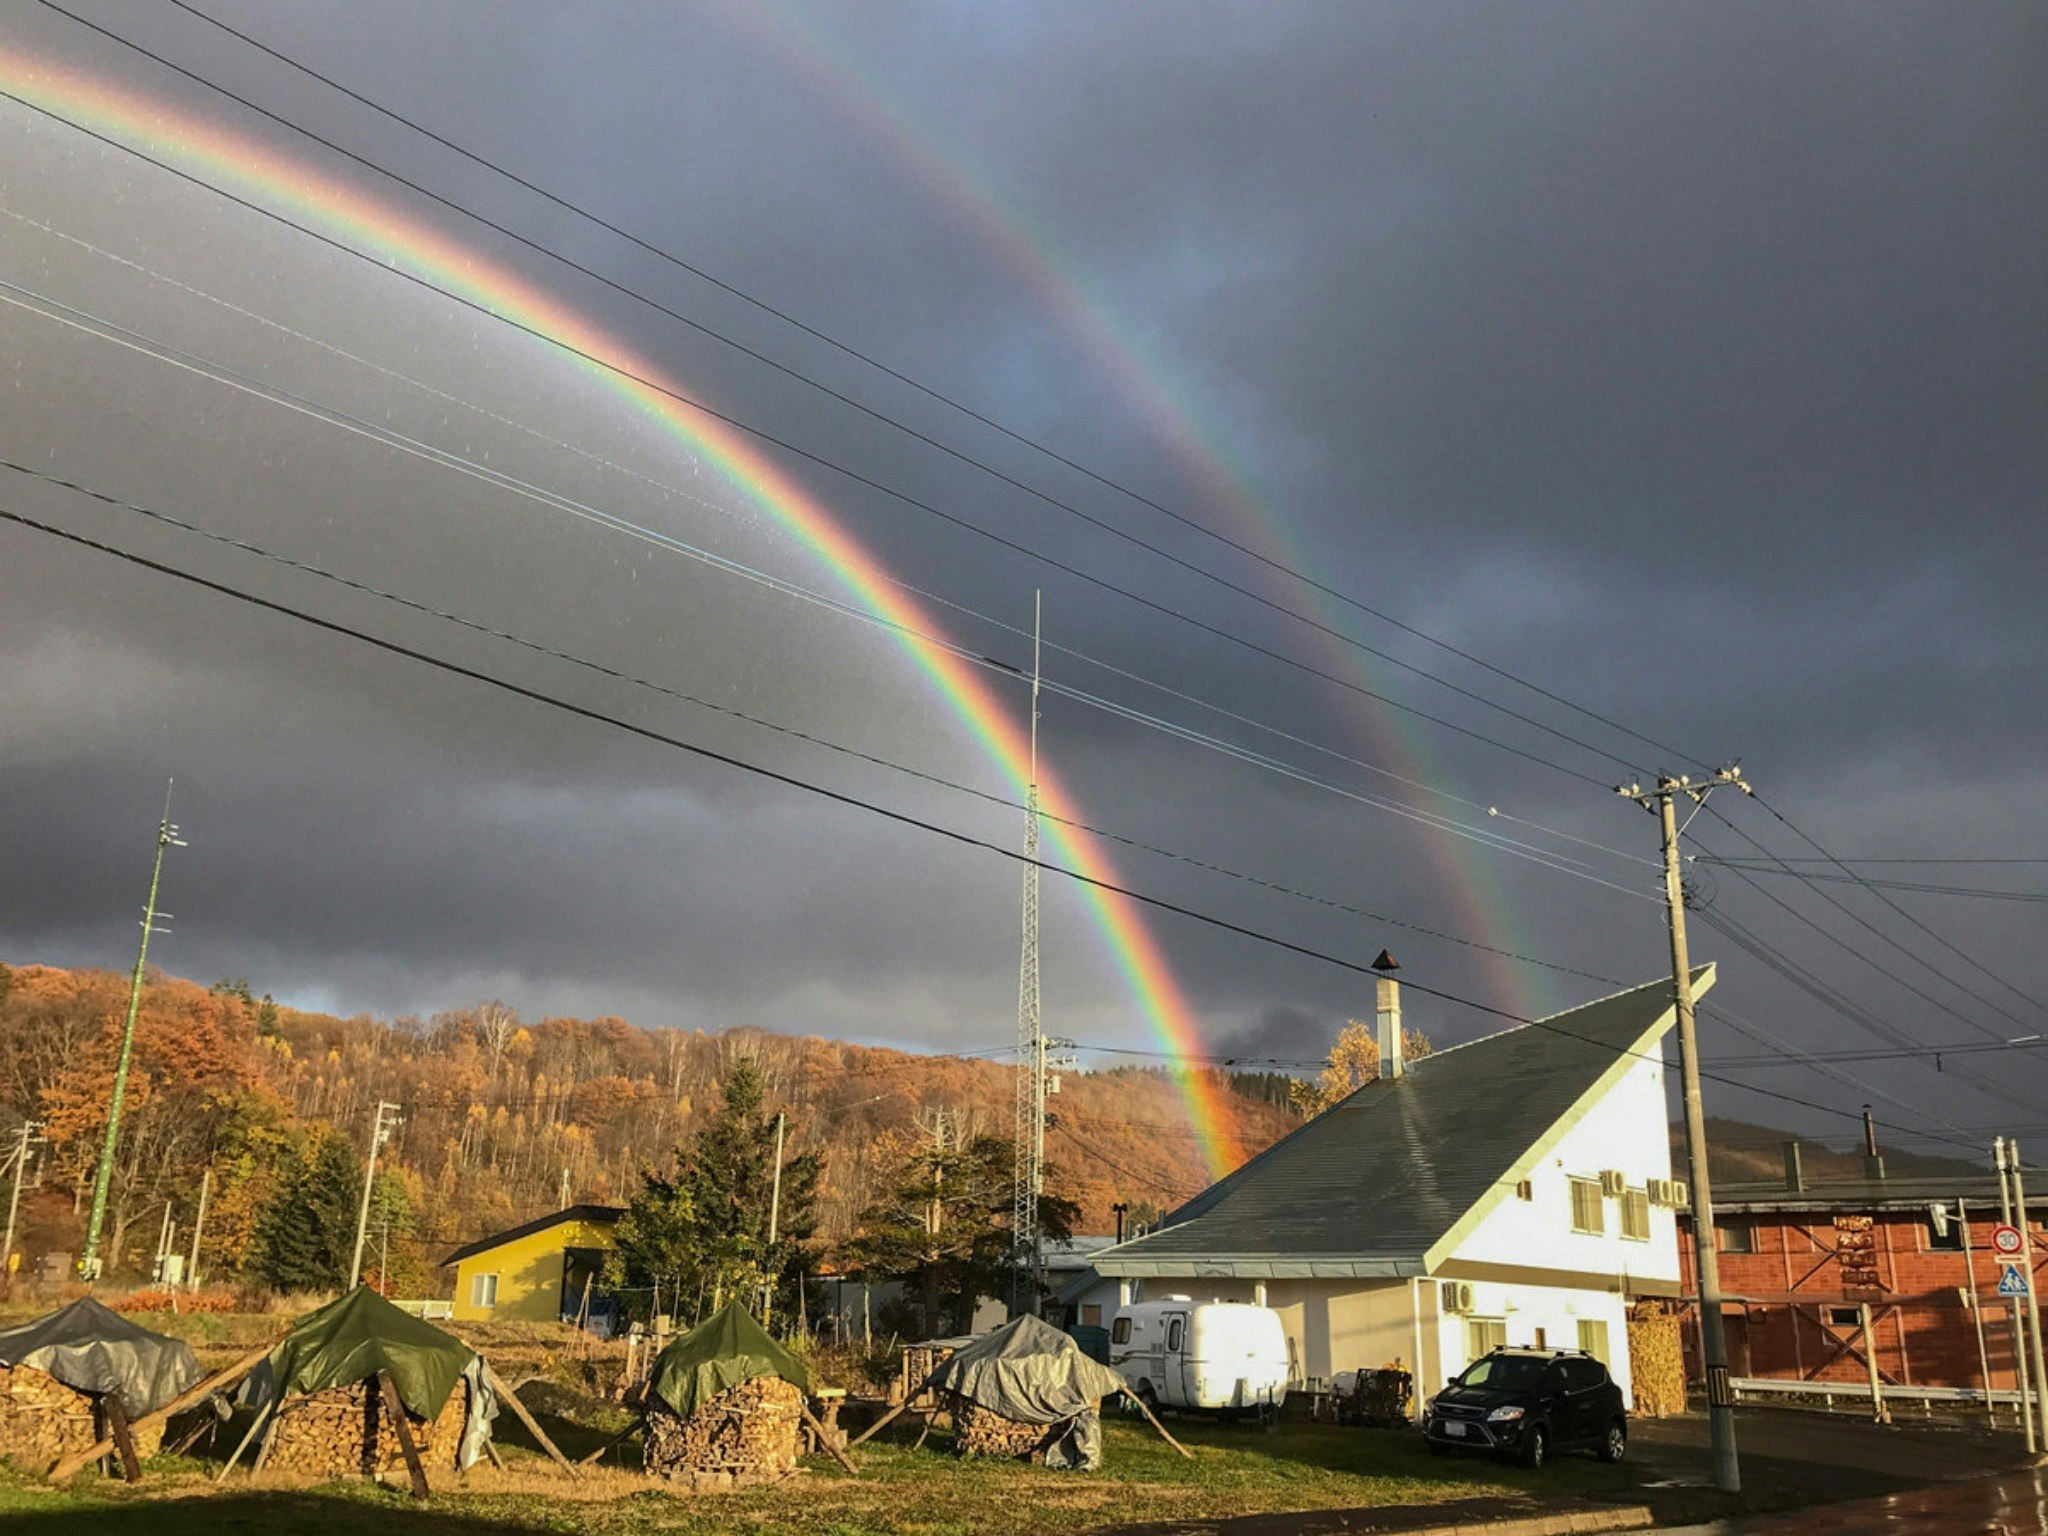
1657,1463,2048,1534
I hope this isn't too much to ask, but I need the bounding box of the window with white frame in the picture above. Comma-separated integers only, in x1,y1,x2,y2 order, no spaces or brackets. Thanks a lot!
1466,1317,1506,1360
470,1272,499,1309
1577,1318,1611,1362
1569,1177,1605,1235
1621,1188,1651,1241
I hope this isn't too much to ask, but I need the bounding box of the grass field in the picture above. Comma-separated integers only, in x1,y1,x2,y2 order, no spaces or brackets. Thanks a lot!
0,1414,1644,1536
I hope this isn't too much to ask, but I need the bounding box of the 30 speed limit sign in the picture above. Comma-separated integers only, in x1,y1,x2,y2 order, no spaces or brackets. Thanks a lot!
1993,1223,2025,1256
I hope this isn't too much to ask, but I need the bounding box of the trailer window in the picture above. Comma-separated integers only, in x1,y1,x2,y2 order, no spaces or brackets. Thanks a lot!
1111,1317,1131,1345
1167,1317,1185,1351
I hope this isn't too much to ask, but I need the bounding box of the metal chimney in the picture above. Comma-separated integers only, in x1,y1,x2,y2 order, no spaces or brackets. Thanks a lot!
1373,950,1403,1082
1862,1106,1886,1182
1783,1141,1805,1193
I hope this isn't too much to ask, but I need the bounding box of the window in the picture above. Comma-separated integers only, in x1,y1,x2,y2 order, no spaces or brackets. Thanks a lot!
1716,1222,1755,1254
1621,1189,1652,1241
1828,1307,1863,1330
1563,1358,1606,1391
1166,1317,1186,1352
1081,1304,1103,1327
1465,1318,1507,1361
1111,1317,1131,1345
1577,1319,1611,1363
1570,1178,1605,1235
1926,1215,1964,1252
470,1272,498,1310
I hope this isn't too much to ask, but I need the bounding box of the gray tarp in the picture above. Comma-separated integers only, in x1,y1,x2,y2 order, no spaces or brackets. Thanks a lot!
927,1315,1130,1470
0,1297,204,1418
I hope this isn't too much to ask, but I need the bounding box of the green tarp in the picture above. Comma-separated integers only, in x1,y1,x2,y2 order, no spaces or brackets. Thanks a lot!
264,1286,475,1420
647,1301,809,1422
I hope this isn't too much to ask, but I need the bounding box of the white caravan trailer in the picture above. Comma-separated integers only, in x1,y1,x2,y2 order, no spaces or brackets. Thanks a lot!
1109,1299,1289,1413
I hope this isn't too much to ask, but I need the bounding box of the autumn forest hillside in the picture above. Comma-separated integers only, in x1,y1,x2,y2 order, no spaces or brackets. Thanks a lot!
0,959,1299,1293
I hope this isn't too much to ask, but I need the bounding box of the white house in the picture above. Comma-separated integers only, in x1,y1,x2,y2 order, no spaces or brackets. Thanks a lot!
1092,970,1708,1412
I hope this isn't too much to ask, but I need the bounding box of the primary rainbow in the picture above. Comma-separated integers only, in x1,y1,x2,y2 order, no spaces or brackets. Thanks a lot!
0,43,1248,1178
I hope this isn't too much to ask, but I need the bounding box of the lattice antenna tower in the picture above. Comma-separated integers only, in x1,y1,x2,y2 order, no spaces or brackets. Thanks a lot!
1013,591,1045,1310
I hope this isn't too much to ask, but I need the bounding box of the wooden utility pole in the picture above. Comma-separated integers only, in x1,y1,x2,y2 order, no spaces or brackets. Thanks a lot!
3,1121,41,1280
81,785,184,1281
1617,766,1748,1494
763,1109,786,1327
187,1167,210,1290
1997,1136,2036,1451
2005,1139,2048,1448
347,1101,401,1288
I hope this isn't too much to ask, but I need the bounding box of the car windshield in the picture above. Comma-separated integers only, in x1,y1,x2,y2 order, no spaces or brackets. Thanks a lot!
1457,1354,1553,1391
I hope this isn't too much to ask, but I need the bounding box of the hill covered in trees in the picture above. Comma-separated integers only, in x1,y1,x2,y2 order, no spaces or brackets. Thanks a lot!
0,959,1299,1294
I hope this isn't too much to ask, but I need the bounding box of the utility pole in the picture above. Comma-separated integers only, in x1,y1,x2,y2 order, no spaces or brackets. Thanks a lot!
1996,1137,2036,1451
1618,765,1748,1494
187,1168,210,1291
81,784,185,1282
925,1109,948,1337
2005,1139,2048,1449
347,1101,401,1289
4,1121,43,1280
763,1110,786,1328
151,1200,174,1284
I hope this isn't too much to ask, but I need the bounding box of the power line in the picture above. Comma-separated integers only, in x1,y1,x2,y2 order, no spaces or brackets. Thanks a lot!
0,271,1653,905
3,496,1983,1153
1694,861,2048,903
0,48,1630,790
137,0,1704,776
4,194,1663,892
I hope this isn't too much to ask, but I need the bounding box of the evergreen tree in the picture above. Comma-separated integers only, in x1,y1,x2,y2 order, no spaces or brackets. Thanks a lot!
845,1127,1077,1336
251,1126,361,1291
608,1060,820,1324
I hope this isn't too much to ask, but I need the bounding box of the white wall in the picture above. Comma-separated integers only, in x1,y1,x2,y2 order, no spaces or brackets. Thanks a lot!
1431,1279,1635,1403
1445,1051,1679,1286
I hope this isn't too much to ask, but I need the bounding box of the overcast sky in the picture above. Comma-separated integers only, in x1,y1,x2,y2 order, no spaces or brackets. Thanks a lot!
2,1,2042,1154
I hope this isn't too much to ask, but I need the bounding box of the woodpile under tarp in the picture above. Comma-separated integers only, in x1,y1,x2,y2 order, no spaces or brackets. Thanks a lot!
1627,1302,1688,1418
925,1315,1132,1470
641,1301,811,1488
0,1299,201,1473
236,1286,498,1484
261,1373,472,1479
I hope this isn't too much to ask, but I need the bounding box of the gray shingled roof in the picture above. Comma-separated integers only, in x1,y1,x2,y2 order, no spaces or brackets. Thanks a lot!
1095,971,1706,1279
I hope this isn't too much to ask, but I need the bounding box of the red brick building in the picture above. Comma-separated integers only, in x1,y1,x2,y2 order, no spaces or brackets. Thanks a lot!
1675,1158,2045,1394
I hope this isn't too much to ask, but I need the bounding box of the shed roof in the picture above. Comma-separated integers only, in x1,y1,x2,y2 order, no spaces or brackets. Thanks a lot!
1095,971,1704,1279
440,1203,625,1268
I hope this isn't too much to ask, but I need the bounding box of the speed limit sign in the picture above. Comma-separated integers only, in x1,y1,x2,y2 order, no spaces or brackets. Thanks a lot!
1993,1223,2025,1256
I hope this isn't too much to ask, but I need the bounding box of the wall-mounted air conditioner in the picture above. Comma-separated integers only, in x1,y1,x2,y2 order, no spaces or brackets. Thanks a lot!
1440,1280,1475,1314
1600,1169,1627,1197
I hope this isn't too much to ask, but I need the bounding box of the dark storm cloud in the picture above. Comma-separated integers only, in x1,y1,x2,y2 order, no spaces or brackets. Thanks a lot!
2,0,2043,1140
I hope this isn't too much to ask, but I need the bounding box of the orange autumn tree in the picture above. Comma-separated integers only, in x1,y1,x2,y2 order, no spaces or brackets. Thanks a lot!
1288,1018,1433,1119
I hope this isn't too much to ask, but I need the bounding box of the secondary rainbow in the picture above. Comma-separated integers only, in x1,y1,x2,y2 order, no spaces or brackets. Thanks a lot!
0,42,1247,1177
737,3,1561,1017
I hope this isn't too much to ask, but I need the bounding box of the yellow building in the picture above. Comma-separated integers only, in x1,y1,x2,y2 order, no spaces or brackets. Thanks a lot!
442,1204,623,1323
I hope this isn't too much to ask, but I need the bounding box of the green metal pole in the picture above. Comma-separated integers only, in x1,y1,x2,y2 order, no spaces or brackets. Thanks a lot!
80,784,180,1282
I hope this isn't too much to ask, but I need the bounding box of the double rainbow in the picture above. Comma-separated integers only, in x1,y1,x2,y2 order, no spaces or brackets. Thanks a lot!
0,43,1247,1177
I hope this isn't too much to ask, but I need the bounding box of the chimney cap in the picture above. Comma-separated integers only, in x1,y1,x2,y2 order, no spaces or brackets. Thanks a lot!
1372,950,1400,973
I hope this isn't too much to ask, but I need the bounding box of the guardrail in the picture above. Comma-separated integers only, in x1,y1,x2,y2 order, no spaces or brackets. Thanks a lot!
1731,1374,2024,1419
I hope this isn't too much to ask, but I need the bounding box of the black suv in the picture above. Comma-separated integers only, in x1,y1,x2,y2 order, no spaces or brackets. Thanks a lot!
1423,1348,1627,1469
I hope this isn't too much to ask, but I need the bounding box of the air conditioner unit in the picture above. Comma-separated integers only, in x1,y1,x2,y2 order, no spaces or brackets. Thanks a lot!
1669,1179,1689,1207
1440,1280,1475,1314
1600,1170,1627,1197
1648,1178,1688,1208
1515,1179,1534,1202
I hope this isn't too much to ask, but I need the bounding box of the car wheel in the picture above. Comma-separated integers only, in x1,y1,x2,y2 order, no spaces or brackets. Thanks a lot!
1518,1423,1547,1469
1598,1420,1627,1464
1139,1382,1161,1417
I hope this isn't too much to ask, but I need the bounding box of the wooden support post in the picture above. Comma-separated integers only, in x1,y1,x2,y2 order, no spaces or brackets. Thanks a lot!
848,1367,945,1448
54,1338,279,1482
378,1370,432,1499
1123,1388,1195,1460
102,1395,143,1483
485,1364,578,1475
215,1398,275,1484
483,1438,505,1469
799,1399,859,1476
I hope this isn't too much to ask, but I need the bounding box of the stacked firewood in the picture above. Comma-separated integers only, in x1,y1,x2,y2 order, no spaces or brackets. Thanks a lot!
1833,1215,1884,1294
262,1378,468,1478
1626,1304,1687,1418
947,1395,1060,1461
0,1365,100,1469
643,1375,803,1489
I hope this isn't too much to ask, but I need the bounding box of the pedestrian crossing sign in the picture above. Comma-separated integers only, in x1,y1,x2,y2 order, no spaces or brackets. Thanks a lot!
2000,1263,2031,1297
